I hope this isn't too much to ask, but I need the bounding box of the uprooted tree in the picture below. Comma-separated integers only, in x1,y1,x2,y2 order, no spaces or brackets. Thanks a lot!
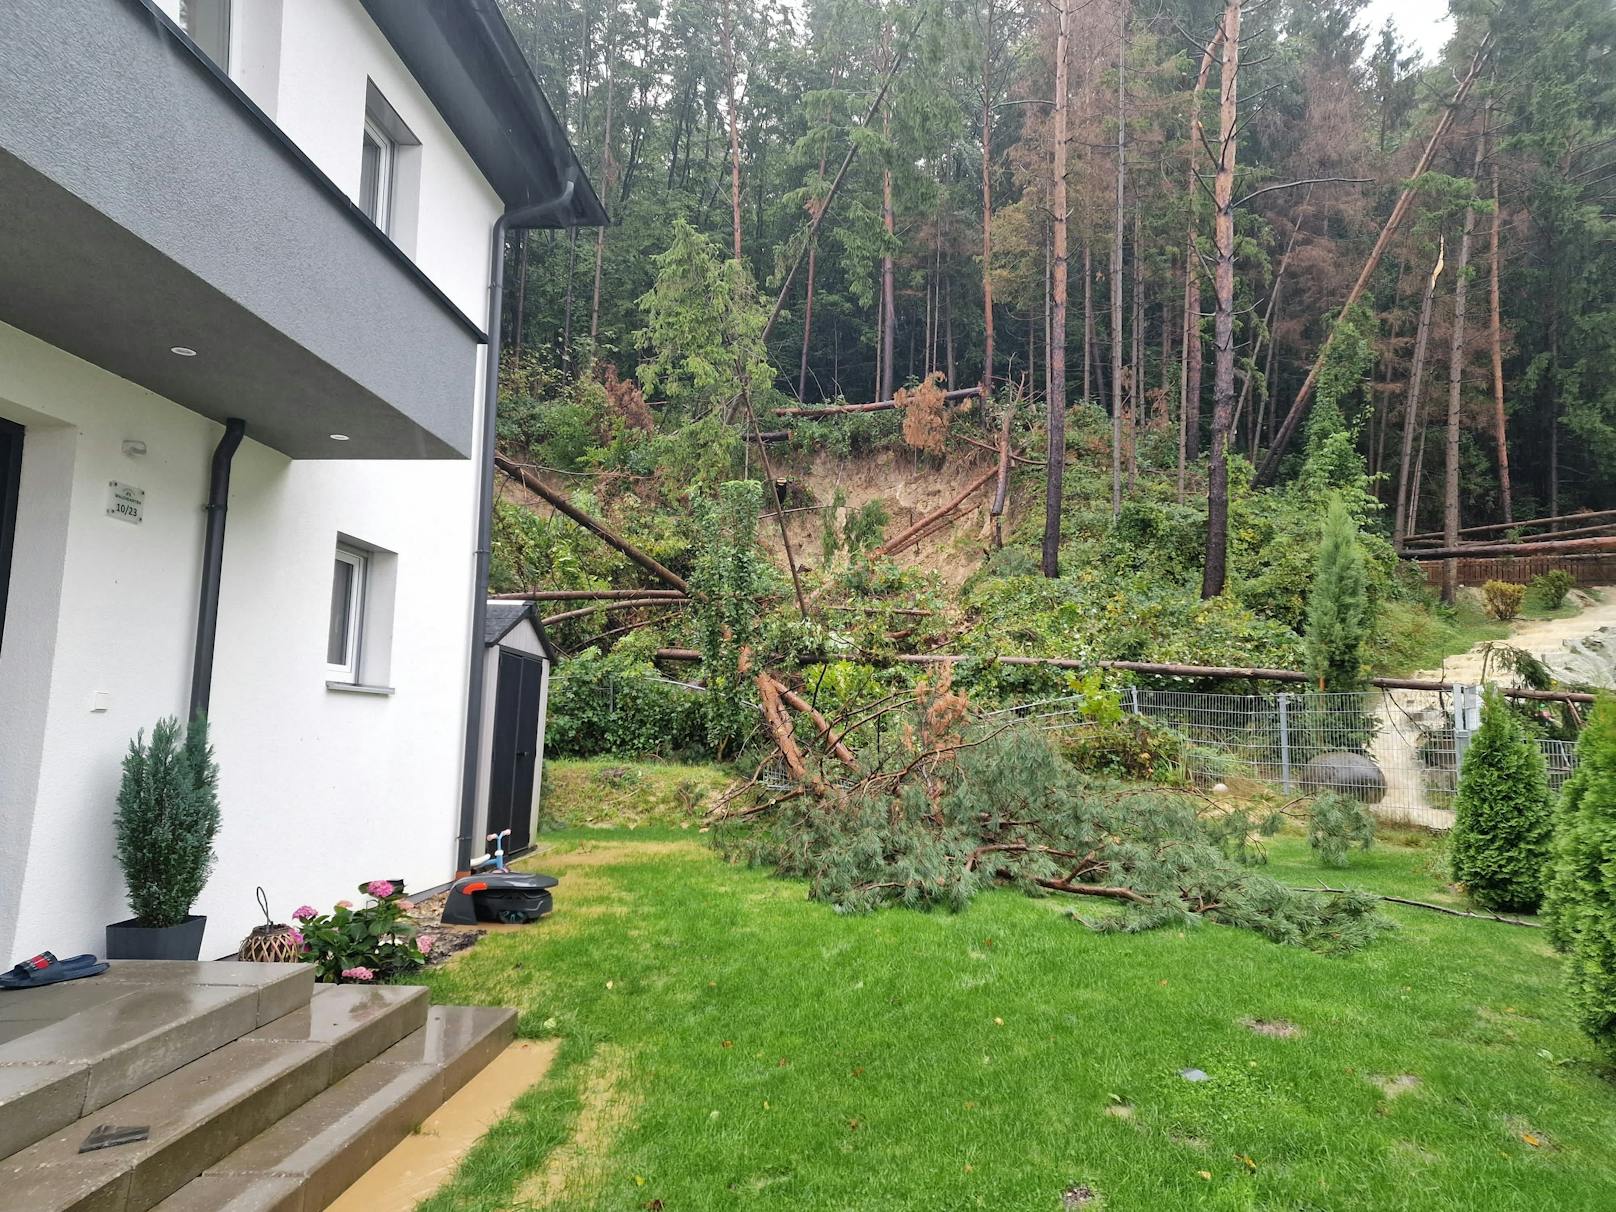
715,676,1391,954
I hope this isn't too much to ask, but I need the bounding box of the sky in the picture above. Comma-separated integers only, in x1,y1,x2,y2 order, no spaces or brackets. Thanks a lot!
1359,0,1456,60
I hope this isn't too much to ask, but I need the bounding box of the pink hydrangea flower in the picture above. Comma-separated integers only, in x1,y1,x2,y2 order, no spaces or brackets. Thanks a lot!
292,905,317,922
340,966,374,982
335,899,353,910
288,928,304,947
416,935,434,955
366,879,395,898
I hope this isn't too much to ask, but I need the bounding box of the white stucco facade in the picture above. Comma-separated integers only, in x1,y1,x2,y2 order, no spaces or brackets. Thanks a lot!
0,0,511,961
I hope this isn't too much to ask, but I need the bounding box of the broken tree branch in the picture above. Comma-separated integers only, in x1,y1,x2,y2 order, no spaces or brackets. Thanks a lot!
495,454,689,593
875,465,999,556
775,386,983,417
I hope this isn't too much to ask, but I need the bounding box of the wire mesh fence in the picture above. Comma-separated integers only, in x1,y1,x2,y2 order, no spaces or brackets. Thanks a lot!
1006,684,1576,830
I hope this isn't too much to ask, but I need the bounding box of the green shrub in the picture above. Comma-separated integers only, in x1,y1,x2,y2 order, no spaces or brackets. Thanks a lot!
1303,496,1371,692
1543,698,1616,1058
1481,580,1526,621
290,881,427,984
545,643,708,758
1532,569,1575,610
1449,687,1554,911
1308,793,1377,868
113,717,221,927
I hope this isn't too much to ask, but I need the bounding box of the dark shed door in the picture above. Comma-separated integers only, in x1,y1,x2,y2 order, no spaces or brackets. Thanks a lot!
488,648,544,852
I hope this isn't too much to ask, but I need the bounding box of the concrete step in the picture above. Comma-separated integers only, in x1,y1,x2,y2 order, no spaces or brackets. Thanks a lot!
0,963,312,1161
152,1005,517,1212
0,982,426,1212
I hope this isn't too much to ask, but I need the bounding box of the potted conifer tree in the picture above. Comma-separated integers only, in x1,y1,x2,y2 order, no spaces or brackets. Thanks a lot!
107,716,221,960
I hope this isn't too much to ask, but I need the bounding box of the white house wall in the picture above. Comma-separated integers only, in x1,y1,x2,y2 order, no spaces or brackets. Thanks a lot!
0,0,506,960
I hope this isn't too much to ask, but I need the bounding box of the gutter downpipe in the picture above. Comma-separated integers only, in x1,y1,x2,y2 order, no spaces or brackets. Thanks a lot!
190,417,247,722
455,177,577,872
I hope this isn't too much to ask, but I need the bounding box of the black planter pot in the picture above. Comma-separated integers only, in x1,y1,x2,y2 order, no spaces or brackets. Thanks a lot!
106,914,207,961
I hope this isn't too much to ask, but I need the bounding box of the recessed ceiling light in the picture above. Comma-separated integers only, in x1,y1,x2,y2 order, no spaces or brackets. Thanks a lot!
329,433,350,441
170,345,198,357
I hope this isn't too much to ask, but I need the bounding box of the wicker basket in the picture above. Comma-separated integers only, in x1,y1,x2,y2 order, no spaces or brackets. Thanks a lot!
236,887,304,964
236,923,302,963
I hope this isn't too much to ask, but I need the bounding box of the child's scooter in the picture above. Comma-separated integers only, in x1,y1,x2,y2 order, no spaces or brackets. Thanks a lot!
441,829,557,925
475,829,512,873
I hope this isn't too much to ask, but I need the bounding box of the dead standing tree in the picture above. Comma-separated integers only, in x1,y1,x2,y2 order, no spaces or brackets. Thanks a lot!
1201,0,1241,599
1255,35,1493,485
1044,0,1072,577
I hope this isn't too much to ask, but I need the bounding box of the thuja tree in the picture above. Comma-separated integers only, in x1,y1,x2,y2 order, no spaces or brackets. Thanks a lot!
718,687,1390,954
1450,687,1554,912
1544,698,1616,1058
690,479,767,756
1303,495,1370,693
113,716,221,927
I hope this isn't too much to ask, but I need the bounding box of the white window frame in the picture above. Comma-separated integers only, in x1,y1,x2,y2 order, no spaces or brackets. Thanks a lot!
360,117,396,234
178,0,232,70
327,545,368,683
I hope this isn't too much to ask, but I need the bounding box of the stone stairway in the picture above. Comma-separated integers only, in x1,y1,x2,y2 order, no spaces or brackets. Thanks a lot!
0,961,514,1212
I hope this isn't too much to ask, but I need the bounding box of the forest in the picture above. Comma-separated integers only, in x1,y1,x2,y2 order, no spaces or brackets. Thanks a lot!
482,0,1616,763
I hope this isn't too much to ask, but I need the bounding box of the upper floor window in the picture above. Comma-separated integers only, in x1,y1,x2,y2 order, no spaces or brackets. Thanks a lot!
359,117,396,233
178,0,231,70
359,84,421,244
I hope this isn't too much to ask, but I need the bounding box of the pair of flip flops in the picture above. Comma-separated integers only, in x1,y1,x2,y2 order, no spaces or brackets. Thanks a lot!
0,951,109,989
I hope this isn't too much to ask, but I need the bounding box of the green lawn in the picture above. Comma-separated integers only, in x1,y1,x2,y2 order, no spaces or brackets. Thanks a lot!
417,829,1616,1211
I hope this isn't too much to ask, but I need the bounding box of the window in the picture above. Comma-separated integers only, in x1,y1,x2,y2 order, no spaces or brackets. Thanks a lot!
325,537,398,693
358,117,395,232
178,0,231,70
359,83,421,249
327,545,367,682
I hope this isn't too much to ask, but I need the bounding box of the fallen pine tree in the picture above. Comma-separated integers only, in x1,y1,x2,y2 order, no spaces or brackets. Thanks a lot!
711,676,1392,954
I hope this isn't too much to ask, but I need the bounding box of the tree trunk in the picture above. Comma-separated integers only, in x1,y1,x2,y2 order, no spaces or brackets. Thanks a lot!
1083,241,1093,406
1129,209,1143,492
1201,0,1240,600
980,0,996,394
797,125,830,402
1394,246,1444,546
588,17,617,347
1442,146,1482,604
512,232,528,360
1179,27,1221,505
880,22,896,403
561,229,578,371
1487,105,1512,524
719,0,743,260
1109,0,1127,518
1043,0,1070,577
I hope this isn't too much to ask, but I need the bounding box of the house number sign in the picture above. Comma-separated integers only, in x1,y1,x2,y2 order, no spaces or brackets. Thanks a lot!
107,481,144,525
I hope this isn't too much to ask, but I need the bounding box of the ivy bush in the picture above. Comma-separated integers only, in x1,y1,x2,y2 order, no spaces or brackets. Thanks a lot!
1450,687,1554,911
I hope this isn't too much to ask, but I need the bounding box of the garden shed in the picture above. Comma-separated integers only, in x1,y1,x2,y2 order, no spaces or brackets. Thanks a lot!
475,601,557,856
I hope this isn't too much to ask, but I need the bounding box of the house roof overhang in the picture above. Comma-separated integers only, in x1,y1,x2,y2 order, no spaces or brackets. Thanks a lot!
360,0,608,227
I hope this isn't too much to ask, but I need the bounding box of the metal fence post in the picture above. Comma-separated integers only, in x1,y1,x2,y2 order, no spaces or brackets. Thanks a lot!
1277,692,1292,792
1453,682,1480,771
1126,686,1140,717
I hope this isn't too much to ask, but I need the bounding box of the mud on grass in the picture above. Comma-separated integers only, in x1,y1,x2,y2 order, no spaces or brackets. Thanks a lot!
414,828,1616,1211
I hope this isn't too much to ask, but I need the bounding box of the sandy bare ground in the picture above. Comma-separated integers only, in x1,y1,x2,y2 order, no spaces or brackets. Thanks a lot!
1416,588,1616,689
